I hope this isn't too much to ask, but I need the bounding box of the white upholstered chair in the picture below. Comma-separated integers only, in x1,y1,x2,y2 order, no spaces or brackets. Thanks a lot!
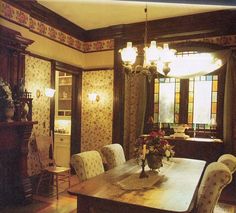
195,162,232,213
101,143,126,170
217,154,236,174
70,150,104,182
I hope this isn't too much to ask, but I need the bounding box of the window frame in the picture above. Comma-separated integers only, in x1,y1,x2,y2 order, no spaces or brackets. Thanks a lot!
146,65,226,139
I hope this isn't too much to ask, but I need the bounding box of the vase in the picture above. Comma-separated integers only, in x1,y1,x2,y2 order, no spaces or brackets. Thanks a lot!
146,154,163,171
5,107,15,122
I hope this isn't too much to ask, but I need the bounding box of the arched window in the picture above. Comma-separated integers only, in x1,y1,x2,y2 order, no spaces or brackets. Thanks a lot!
149,42,227,138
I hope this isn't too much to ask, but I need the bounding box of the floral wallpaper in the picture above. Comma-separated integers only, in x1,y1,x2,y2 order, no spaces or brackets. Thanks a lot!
0,1,114,52
81,70,114,153
25,55,51,176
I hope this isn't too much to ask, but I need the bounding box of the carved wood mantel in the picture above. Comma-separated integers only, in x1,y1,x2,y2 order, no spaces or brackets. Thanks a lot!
0,121,37,206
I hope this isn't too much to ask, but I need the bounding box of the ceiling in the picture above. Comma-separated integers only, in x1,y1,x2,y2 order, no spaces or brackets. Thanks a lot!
38,0,235,30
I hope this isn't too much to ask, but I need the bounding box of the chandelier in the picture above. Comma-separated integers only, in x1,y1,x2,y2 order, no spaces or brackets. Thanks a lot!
119,4,177,78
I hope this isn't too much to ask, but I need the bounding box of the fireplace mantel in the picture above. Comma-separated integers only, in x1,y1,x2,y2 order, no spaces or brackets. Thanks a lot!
0,121,37,205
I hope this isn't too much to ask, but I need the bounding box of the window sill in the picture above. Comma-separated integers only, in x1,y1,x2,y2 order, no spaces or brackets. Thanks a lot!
164,136,223,143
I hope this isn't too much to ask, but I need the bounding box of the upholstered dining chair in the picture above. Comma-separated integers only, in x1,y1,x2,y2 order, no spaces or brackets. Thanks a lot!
71,150,104,182
195,162,232,213
217,154,236,174
35,135,71,200
101,143,126,170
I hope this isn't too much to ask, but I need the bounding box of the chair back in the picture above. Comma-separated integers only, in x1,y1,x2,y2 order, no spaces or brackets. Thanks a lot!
101,144,126,170
35,135,54,169
217,154,236,174
196,162,232,213
71,150,104,182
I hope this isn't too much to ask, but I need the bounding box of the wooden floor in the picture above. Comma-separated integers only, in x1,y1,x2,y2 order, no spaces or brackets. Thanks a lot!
1,175,236,213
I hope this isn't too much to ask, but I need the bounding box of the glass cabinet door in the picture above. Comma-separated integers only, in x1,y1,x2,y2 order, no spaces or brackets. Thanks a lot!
55,71,72,117
54,71,72,167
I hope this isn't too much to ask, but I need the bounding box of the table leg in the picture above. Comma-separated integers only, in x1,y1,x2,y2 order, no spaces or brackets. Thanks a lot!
77,195,89,213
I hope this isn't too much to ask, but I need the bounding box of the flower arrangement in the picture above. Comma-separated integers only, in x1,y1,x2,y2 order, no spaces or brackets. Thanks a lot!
0,77,14,109
135,130,175,165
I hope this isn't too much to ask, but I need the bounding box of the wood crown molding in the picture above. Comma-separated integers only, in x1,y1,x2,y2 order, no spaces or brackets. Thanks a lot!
0,25,34,50
55,61,82,75
86,10,236,42
3,0,86,41
3,1,236,43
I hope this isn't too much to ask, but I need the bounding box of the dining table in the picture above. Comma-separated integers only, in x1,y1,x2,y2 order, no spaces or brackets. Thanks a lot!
68,157,206,213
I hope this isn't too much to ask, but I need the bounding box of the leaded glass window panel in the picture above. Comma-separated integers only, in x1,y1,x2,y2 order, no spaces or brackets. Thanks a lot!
154,78,180,124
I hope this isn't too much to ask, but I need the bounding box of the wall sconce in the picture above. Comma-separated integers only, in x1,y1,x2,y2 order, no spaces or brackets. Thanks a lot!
36,88,55,98
45,88,56,98
36,89,42,98
88,93,100,102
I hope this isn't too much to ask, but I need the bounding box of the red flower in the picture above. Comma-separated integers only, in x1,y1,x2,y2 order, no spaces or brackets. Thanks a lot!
149,130,165,138
135,130,174,161
160,139,168,146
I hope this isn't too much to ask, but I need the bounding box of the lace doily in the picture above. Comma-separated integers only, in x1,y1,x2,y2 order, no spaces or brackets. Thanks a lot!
116,171,164,190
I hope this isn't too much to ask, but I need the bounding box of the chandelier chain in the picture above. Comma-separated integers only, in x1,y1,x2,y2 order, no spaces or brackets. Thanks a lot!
144,3,148,49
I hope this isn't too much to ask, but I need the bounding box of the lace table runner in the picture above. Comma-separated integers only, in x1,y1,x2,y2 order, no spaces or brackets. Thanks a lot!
116,160,174,190
116,171,164,190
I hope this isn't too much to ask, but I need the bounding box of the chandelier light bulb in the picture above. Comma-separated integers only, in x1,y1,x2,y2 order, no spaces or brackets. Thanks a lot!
119,42,137,66
162,43,177,63
145,41,162,66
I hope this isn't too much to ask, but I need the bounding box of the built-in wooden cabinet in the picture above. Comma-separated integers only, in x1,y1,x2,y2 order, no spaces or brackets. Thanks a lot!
0,121,37,205
54,133,71,167
166,137,223,164
0,25,33,89
54,70,72,167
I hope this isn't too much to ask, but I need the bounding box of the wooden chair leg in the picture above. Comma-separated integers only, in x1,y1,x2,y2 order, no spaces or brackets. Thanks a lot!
49,173,54,186
56,174,59,200
68,170,71,188
36,172,43,194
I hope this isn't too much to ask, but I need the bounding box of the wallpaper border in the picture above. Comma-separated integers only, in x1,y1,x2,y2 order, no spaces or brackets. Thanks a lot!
1,0,236,53
0,1,114,53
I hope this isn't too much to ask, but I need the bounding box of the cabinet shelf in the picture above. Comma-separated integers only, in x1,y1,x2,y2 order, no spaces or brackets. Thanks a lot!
59,76,71,78
59,98,72,101
59,84,71,86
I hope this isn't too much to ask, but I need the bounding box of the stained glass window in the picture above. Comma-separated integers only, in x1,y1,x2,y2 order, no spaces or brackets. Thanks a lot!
154,78,180,125
188,75,218,129
154,74,218,132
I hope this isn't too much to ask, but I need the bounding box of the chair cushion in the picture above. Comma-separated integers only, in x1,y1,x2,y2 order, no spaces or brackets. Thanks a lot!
71,150,104,182
196,162,232,213
101,144,126,170
217,154,236,174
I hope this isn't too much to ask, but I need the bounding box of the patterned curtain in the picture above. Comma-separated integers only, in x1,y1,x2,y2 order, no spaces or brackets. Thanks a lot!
123,74,147,159
223,50,236,155
223,50,236,188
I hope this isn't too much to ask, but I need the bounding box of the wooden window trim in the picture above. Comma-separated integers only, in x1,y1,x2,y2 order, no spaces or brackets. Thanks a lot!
146,65,226,139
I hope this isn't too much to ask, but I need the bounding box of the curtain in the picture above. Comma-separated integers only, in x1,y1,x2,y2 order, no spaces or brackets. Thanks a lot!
223,50,236,155
123,73,147,159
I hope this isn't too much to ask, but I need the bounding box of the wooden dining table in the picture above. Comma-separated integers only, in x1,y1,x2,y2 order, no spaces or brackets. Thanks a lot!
68,158,206,213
